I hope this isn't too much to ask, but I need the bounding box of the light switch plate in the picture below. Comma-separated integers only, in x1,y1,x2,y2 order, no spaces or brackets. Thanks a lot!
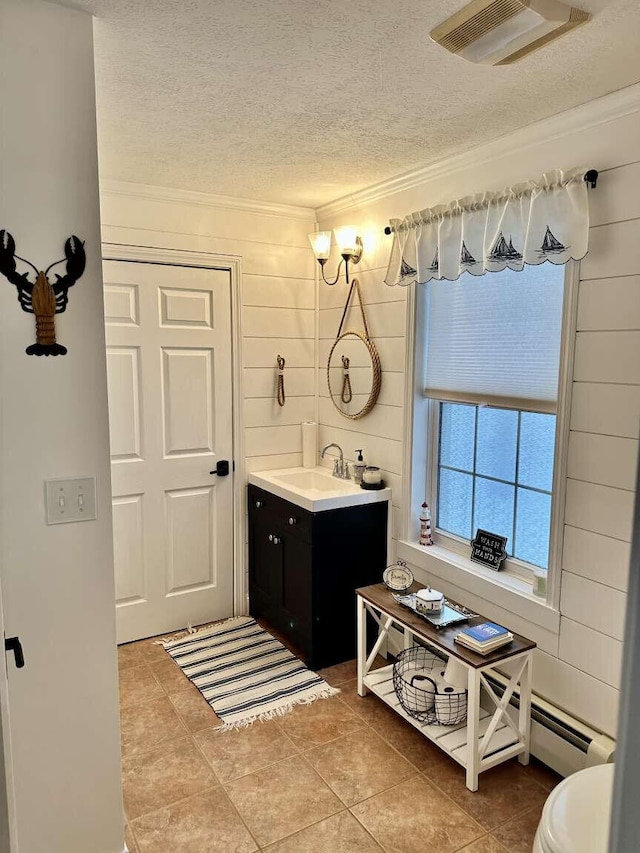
45,477,97,525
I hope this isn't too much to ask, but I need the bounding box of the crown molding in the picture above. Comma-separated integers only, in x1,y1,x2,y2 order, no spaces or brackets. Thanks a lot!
100,82,640,224
316,82,640,221
100,179,317,222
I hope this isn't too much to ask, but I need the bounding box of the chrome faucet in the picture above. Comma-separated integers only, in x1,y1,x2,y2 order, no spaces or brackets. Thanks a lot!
320,442,351,480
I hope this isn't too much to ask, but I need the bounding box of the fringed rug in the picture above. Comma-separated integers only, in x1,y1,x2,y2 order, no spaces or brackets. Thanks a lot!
163,616,339,730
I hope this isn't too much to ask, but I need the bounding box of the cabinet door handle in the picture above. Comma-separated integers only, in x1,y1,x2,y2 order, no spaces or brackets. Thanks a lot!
273,536,280,545
288,517,297,526
255,500,264,509
268,533,273,542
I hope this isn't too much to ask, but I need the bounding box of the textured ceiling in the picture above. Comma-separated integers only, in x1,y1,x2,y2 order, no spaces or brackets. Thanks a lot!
61,0,640,207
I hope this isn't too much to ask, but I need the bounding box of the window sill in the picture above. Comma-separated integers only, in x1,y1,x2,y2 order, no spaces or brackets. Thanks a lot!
397,539,560,634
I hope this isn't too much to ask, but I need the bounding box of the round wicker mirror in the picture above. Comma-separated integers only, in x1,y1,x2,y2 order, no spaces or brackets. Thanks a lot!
327,330,381,420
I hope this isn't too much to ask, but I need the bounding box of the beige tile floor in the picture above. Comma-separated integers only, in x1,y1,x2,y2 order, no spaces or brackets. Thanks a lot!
118,630,560,853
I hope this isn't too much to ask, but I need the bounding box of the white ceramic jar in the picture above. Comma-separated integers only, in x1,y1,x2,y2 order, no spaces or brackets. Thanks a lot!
415,586,445,614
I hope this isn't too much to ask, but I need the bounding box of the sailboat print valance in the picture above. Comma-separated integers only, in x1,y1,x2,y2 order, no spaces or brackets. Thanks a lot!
384,168,590,287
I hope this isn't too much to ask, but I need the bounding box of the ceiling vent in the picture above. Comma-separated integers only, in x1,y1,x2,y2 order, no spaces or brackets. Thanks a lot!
429,0,590,65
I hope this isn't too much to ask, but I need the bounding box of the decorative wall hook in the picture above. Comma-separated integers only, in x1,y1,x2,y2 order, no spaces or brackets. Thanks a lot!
0,230,85,356
276,354,286,407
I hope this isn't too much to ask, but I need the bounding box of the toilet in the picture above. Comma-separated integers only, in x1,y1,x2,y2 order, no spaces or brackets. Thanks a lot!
533,763,615,852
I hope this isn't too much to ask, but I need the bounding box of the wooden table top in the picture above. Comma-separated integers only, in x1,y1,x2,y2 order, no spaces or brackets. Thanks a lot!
357,582,536,669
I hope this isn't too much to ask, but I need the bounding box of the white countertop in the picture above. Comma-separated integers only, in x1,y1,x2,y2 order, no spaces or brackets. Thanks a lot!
248,466,392,513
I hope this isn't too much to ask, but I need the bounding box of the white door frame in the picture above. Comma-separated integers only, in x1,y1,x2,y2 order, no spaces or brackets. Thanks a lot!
0,333,20,852
101,243,247,618
0,579,19,853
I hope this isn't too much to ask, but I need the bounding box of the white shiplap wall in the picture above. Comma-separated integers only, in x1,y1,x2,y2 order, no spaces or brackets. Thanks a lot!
317,269,406,535
560,167,640,696
99,185,316,475
318,91,640,737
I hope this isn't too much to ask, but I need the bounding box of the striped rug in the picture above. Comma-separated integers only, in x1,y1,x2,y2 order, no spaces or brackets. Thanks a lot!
163,616,339,730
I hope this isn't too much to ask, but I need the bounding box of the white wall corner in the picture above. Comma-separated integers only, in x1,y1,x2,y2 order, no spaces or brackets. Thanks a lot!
0,1,124,850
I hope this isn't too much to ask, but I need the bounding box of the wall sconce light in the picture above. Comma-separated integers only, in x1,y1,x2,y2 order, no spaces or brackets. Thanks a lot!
308,226,363,285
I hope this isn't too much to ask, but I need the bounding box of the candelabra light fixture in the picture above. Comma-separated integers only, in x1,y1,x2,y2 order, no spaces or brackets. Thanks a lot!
308,226,363,285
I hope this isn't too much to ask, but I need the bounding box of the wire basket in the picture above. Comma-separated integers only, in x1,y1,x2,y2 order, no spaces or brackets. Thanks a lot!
392,646,467,726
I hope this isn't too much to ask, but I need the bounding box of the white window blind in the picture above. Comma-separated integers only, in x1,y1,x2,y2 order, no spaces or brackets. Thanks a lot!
424,264,565,413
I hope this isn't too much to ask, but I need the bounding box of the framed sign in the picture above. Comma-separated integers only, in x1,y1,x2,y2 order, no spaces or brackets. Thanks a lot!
471,529,508,571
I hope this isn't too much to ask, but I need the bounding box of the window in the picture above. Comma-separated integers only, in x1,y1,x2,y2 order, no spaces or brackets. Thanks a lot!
437,403,555,569
413,261,572,588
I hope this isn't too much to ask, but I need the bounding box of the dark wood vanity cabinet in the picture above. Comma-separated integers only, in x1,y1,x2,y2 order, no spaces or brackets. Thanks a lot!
248,484,388,670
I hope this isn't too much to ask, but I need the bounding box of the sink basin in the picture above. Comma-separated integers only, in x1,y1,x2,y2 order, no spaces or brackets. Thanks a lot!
248,467,391,513
274,471,345,492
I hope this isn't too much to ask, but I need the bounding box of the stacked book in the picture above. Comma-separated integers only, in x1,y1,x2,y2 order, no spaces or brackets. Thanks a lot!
455,621,513,655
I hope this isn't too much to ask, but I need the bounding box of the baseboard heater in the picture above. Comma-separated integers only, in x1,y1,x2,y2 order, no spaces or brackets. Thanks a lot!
385,627,615,777
483,671,616,778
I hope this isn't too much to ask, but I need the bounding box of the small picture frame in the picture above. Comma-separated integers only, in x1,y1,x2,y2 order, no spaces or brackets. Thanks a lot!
470,529,508,572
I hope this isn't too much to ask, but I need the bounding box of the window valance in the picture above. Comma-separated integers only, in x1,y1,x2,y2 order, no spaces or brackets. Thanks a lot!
384,168,590,287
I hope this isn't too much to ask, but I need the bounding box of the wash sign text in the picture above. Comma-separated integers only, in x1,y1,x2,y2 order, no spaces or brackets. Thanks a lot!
470,529,508,571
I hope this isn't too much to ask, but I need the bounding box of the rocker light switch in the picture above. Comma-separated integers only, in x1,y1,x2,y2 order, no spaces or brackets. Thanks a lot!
45,477,97,525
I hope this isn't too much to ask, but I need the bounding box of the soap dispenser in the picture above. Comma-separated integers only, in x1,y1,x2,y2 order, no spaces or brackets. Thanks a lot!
353,449,366,485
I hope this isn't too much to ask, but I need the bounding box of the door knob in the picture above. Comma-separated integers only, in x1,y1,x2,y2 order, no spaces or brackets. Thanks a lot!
255,500,264,508
268,534,273,542
5,636,24,669
210,460,230,477
288,517,297,525
273,536,280,545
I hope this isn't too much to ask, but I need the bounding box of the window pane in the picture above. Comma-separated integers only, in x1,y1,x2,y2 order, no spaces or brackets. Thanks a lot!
519,412,556,492
436,399,555,574
439,403,475,472
476,407,518,482
473,477,514,551
515,488,551,568
438,469,473,539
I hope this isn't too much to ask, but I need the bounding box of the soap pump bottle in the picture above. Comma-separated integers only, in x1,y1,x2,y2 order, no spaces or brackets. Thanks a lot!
353,449,366,485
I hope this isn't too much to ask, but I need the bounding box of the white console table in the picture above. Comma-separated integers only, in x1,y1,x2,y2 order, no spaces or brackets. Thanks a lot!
356,583,536,792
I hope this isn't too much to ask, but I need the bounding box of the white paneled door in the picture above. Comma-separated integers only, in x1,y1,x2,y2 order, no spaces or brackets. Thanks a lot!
103,260,234,643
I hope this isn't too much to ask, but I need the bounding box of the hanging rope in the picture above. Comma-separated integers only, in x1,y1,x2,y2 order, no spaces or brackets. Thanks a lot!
340,355,352,404
276,355,286,407
336,279,370,339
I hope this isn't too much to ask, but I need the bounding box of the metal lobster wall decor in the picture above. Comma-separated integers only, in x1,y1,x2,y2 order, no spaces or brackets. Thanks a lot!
0,229,86,356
